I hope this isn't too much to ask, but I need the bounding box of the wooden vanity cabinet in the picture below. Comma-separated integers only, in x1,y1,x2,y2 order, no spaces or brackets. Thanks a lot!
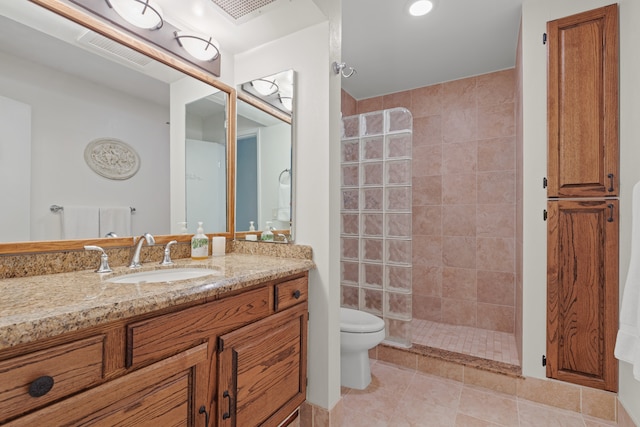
217,302,308,427
0,273,309,426
5,344,209,427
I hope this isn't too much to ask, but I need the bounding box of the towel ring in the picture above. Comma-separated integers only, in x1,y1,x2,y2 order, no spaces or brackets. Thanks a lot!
279,168,290,183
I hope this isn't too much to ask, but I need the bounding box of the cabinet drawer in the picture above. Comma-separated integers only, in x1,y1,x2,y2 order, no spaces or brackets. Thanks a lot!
274,276,308,312
127,287,270,368
0,335,104,422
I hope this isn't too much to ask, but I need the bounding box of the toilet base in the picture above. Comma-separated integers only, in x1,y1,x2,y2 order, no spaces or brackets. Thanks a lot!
340,350,372,390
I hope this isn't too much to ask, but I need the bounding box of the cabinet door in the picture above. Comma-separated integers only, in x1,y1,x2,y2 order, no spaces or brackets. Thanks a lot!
217,303,307,427
6,344,210,427
547,200,618,391
547,4,618,198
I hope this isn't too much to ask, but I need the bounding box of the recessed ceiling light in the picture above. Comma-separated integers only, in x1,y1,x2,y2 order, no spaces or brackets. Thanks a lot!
408,0,434,17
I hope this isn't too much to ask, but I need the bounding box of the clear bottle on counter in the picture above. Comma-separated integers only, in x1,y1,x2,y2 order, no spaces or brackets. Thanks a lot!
261,221,274,241
191,221,209,260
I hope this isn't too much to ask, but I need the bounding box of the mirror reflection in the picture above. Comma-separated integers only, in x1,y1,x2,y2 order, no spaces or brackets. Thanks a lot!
185,92,227,234
236,70,294,240
0,2,230,243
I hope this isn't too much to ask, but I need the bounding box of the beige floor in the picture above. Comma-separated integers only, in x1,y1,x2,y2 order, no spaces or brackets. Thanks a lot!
411,319,520,366
340,360,618,427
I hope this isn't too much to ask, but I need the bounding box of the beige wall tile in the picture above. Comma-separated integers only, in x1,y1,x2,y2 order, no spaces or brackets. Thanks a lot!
411,84,443,118
412,264,442,297
581,387,617,422
442,298,477,326
476,303,515,333
477,270,515,306
517,377,581,413
476,69,516,106
463,366,517,395
442,267,477,300
356,97,383,114
412,294,442,321
443,204,477,237
417,354,464,382
377,345,417,370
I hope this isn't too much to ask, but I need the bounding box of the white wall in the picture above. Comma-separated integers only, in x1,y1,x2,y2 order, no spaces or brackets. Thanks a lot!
0,51,169,240
234,13,342,411
0,95,30,241
522,0,640,423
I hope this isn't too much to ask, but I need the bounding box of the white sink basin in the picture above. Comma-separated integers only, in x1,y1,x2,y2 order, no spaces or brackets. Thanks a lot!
106,268,220,284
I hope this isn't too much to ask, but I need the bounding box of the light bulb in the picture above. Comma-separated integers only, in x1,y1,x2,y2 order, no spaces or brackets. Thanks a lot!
408,0,433,17
107,0,164,30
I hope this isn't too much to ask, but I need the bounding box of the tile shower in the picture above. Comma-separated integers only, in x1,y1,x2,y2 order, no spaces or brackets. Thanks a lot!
340,108,413,347
341,69,518,364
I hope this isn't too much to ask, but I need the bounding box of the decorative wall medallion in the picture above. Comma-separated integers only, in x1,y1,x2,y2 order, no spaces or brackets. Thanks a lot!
84,138,140,180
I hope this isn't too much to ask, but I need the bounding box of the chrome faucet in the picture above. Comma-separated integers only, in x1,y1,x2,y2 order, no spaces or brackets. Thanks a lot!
129,233,155,268
160,240,177,266
276,233,289,244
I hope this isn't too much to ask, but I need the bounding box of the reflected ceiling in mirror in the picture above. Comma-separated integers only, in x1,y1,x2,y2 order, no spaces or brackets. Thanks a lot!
236,70,295,241
0,1,232,246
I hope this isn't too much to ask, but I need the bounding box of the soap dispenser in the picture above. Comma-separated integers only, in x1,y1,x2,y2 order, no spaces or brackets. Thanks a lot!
261,221,274,242
191,221,209,260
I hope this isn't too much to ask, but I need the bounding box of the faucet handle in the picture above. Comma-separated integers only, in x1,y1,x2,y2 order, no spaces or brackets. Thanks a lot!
160,240,177,266
84,245,112,273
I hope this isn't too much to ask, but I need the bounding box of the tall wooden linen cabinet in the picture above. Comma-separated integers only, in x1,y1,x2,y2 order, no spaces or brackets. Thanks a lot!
546,4,619,392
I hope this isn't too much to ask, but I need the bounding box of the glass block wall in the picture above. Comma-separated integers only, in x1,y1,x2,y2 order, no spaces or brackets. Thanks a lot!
340,108,413,347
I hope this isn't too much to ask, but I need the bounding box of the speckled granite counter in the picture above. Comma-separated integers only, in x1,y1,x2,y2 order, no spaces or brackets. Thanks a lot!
0,253,315,350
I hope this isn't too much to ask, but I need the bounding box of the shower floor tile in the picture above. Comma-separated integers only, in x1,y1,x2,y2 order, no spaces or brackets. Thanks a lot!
411,319,520,366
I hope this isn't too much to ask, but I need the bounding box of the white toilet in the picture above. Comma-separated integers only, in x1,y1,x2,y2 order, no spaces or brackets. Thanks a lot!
340,307,386,389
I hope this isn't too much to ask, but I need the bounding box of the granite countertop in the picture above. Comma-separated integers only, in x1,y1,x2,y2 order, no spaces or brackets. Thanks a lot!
0,253,315,350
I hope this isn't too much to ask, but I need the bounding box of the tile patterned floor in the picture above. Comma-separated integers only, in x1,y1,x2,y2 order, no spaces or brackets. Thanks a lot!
411,319,520,366
340,360,618,427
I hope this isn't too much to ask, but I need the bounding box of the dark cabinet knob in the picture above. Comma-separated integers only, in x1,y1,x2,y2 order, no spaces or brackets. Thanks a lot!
29,375,54,397
293,290,301,299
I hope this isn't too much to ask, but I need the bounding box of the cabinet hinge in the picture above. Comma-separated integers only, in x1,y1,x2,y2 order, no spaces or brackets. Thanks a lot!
543,177,547,188
543,210,548,221
307,312,310,321
542,355,547,366
217,336,224,353
543,32,547,45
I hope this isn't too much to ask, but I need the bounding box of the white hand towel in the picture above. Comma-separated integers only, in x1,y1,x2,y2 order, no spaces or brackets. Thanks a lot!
62,206,99,239
277,178,291,222
615,180,640,381
99,207,132,237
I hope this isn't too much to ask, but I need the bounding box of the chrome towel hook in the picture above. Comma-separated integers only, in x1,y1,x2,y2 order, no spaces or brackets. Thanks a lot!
332,61,357,78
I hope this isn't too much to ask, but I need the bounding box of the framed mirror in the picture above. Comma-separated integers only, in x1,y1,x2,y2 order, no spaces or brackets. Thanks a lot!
236,70,295,241
0,0,235,253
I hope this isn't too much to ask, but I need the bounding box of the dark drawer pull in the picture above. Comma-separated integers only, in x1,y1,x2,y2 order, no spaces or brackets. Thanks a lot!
293,290,301,299
29,375,54,397
222,390,231,420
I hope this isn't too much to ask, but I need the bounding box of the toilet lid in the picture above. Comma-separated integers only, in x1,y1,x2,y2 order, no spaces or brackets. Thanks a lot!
340,308,385,333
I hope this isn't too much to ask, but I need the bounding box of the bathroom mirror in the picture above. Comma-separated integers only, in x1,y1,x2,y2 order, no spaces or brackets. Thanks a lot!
0,0,234,251
236,70,295,241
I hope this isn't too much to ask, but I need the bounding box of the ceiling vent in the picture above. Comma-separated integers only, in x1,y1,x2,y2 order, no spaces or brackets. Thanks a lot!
210,0,288,23
77,30,152,68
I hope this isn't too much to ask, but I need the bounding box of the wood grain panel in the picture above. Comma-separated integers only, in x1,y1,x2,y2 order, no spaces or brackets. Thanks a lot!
5,344,208,427
547,4,618,198
0,335,104,422
127,287,270,368
218,303,307,427
547,200,618,391
274,276,308,311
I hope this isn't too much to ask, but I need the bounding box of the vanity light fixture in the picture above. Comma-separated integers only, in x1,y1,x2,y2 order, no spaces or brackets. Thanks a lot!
408,0,434,16
174,31,220,61
251,79,279,96
279,95,293,112
106,0,164,30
